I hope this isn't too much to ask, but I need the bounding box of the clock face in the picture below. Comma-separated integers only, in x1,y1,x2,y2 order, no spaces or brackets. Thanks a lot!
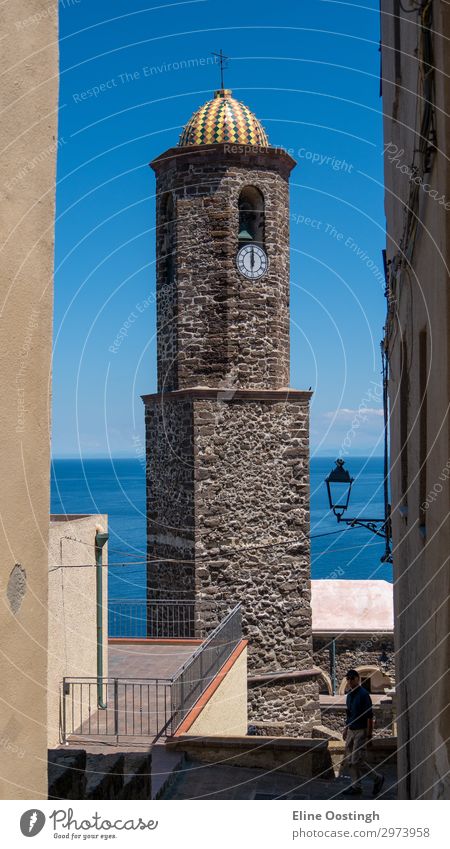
236,244,268,280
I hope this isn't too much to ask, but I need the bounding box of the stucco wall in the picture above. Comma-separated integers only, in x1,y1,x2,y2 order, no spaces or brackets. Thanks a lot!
48,516,108,748
381,0,450,799
184,646,248,737
0,2,58,799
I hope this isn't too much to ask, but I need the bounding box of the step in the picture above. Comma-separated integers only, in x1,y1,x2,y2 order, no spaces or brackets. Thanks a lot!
48,749,87,800
119,752,152,799
151,744,186,799
85,753,124,800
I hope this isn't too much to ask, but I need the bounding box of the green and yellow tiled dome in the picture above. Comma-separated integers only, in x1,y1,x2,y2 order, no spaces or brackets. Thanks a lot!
178,89,269,147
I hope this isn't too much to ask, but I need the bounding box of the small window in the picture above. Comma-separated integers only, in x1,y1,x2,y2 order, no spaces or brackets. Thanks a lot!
238,186,264,245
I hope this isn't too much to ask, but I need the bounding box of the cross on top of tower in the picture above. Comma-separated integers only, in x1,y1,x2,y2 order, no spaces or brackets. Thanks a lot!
177,50,269,147
211,48,229,91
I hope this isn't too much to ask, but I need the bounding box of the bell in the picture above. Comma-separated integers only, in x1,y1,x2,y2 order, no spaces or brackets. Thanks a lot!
238,229,253,241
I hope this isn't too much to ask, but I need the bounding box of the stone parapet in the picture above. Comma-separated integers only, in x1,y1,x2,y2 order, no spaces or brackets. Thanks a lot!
166,735,334,780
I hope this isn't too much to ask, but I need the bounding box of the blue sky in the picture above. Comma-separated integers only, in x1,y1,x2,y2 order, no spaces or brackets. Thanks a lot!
53,0,386,458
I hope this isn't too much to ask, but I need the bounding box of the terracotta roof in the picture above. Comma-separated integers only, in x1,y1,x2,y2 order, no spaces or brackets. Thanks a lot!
178,89,269,147
311,580,394,633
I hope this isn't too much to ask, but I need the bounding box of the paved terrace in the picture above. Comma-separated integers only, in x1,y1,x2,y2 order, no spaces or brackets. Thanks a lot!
63,641,198,747
108,641,196,678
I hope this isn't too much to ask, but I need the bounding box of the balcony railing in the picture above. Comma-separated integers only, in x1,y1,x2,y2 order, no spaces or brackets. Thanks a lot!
108,598,228,640
62,604,242,744
61,677,172,742
169,603,242,732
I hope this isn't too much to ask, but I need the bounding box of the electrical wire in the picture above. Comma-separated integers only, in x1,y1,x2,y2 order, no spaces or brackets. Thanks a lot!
53,526,364,571
50,534,384,579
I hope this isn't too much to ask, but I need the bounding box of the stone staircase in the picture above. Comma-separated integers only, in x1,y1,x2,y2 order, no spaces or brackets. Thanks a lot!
48,749,151,800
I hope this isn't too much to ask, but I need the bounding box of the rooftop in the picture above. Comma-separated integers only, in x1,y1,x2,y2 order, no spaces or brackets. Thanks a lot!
311,579,394,633
178,88,269,147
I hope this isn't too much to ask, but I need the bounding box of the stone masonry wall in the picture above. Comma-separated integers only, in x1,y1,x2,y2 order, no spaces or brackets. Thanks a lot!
145,144,319,732
249,679,320,736
144,389,320,730
152,146,294,392
313,635,395,694
145,396,195,602
193,396,311,667
192,394,320,730
319,702,394,738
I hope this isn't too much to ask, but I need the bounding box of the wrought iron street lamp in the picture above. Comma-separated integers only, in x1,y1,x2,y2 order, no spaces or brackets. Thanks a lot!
325,458,354,517
324,459,392,563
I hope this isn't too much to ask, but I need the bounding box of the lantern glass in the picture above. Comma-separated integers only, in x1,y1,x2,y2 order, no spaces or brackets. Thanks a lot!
325,459,354,517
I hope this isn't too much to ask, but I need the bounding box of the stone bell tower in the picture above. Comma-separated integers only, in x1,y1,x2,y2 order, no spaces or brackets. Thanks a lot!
143,88,320,733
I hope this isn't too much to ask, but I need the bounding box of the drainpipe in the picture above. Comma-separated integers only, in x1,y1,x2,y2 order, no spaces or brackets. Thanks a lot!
95,529,109,709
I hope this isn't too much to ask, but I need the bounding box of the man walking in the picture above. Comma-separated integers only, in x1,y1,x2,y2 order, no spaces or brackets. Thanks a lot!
342,669,385,797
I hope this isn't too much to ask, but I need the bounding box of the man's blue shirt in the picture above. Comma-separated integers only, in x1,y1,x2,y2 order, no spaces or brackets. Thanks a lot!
346,685,374,730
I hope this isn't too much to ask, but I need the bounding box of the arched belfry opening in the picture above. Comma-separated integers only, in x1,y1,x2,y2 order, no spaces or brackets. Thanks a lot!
238,185,265,245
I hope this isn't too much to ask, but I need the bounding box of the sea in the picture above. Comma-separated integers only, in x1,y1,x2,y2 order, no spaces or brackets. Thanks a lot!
51,456,393,601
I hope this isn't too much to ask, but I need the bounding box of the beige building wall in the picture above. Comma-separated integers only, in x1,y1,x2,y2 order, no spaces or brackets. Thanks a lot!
48,516,108,748
381,0,450,798
184,647,248,737
0,4,58,798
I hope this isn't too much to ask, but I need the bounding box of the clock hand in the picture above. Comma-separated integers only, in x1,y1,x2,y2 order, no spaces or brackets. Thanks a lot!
250,247,255,269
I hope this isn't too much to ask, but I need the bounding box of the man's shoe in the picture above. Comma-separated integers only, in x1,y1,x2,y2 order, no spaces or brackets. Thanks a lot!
373,774,385,797
342,785,363,796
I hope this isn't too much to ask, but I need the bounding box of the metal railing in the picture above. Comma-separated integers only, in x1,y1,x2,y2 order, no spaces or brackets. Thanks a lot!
62,604,242,743
108,598,228,640
62,677,172,742
169,603,242,734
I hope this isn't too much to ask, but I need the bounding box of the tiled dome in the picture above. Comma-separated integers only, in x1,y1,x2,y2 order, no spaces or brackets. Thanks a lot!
178,89,269,147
